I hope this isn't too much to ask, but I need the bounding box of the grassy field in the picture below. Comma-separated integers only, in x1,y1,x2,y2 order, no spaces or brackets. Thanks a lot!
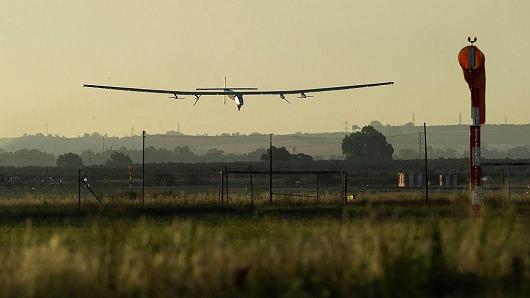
0,192,528,297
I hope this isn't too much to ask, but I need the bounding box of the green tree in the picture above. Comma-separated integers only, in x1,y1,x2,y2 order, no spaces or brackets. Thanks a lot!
261,146,294,161
56,153,84,168
342,126,394,161
105,152,133,167
173,146,196,162
369,120,384,131
293,153,313,162
12,149,56,167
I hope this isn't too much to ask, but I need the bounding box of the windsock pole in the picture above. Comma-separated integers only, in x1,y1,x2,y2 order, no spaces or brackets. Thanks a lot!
468,42,482,213
470,114,481,211
458,37,486,212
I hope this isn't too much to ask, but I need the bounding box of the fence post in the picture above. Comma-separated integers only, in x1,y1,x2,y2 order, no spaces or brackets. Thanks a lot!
142,130,145,206
249,164,254,207
508,166,511,201
344,172,348,205
128,165,134,200
424,123,429,202
78,169,81,210
219,170,224,205
316,174,319,205
269,133,273,205
225,166,229,204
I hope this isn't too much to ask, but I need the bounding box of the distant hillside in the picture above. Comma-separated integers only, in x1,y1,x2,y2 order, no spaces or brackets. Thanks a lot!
381,124,530,158
1,124,529,159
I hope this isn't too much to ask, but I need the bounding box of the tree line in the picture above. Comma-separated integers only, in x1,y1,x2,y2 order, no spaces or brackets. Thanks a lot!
0,145,314,168
4,124,530,168
0,147,269,167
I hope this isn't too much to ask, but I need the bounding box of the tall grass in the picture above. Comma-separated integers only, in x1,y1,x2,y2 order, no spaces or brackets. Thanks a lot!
0,193,527,297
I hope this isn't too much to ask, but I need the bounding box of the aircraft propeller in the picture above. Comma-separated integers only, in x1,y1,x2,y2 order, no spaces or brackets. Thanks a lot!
297,92,313,99
279,94,291,104
169,94,185,100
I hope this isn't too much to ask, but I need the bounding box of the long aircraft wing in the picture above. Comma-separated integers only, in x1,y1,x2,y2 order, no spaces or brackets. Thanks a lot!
83,81,393,96
84,81,393,110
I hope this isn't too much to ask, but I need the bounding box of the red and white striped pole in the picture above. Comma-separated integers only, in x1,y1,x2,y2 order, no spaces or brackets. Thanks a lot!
459,37,486,212
470,121,481,210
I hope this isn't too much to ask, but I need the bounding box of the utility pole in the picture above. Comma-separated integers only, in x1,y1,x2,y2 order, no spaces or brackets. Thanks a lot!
225,165,229,202
412,112,415,126
142,130,146,205
418,132,422,160
344,121,348,134
269,133,273,205
459,113,462,125
424,123,428,201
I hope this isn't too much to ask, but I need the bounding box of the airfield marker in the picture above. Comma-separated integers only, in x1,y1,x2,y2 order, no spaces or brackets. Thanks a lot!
458,37,486,212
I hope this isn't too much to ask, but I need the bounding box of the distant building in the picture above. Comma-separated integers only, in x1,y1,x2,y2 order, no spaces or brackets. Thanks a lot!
397,172,423,187
438,174,458,186
398,172,458,187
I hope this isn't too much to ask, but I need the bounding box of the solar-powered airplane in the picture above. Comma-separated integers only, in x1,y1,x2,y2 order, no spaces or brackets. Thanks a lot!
83,79,393,111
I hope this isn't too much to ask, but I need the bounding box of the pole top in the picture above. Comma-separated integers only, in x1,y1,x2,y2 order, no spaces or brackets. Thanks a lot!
468,37,477,45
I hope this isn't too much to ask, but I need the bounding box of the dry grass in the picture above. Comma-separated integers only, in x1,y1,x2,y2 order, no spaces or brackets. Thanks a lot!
0,192,528,297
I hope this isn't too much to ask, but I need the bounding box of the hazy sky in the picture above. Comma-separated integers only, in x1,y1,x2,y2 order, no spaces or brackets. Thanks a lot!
1,0,529,137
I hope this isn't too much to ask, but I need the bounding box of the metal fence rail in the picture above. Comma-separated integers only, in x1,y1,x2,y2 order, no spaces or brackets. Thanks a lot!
219,169,347,206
